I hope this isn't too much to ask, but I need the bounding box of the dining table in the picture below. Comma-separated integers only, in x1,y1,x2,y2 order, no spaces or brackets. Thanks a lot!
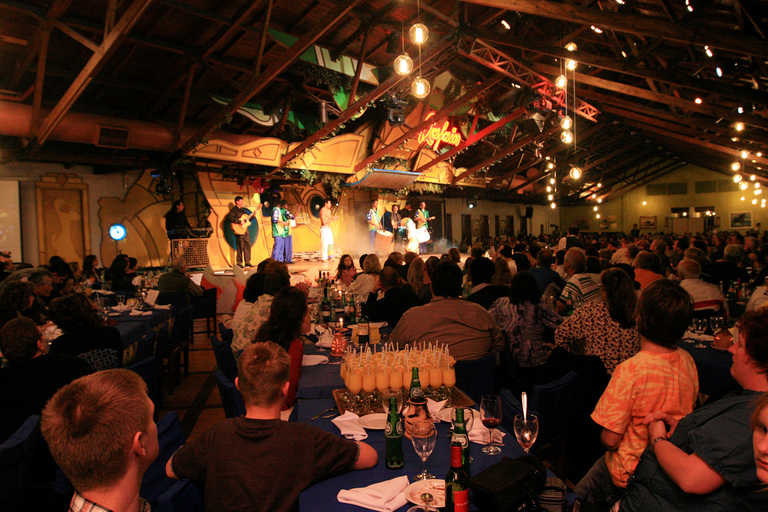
110,306,174,365
295,397,530,512
676,333,734,397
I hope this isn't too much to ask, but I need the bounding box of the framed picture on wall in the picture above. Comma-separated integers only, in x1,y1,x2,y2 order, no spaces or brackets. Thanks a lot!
598,216,618,231
471,219,481,238
639,216,656,230
574,217,591,231
499,219,507,236
729,211,752,229
715,216,721,227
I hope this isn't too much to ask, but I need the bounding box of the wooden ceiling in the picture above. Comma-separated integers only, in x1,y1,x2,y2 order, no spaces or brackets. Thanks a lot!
1,0,767,205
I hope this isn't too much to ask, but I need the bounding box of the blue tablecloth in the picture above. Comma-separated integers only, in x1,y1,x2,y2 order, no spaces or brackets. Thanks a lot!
113,308,173,365
297,344,345,399
296,398,527,512
677,338,733,396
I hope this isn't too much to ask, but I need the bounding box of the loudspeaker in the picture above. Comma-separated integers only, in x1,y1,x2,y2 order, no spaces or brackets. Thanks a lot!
525,206,534,218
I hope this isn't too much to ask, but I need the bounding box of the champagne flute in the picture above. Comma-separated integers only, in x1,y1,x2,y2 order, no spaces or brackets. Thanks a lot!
480,395,503,455
513,413,539,456
410,420,437,480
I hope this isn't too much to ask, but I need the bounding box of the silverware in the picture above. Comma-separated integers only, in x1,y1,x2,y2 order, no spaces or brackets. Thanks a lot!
311,407,337,420
320,412,339,419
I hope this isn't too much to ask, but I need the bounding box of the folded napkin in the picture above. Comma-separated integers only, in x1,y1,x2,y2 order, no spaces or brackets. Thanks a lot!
469,423,506,445
426,398,448,419
112,305,131,312
129,310,152,316
153,304,171,310
332,412,368,440
317,330,335,348
337,475,410,512
43,325,63,341
302,354,329,366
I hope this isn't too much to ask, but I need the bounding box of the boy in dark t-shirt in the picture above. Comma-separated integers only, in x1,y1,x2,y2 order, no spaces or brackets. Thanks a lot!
167,342,378,512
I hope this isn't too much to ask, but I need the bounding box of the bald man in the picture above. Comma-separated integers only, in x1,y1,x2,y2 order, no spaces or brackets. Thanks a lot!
677,258,728,318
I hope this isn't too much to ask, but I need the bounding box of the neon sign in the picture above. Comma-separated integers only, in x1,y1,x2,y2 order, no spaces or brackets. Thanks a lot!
417,112,462,152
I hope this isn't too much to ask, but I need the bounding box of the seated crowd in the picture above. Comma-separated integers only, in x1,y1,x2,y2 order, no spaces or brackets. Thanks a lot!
5,225,768,512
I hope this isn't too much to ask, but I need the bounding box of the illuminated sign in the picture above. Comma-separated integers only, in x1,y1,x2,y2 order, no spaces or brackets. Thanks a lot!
417,112,462,152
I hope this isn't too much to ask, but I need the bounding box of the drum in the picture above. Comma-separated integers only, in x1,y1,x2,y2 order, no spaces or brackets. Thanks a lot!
375,230,393,253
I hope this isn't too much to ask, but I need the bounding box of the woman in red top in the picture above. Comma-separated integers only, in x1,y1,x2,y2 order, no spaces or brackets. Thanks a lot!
252,286,310,410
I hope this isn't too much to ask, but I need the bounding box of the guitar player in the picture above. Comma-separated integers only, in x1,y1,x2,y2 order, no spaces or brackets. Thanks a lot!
271,200,295,263
414,201,435,254
226,196,253,267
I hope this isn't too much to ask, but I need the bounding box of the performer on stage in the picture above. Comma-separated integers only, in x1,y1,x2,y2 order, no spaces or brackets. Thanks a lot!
271,200,295,263
405,216,420,254
366,199,382,252
164,200,192,240
319,198,338,261
226,196,252,267
414,201,433,254
382,204,402,249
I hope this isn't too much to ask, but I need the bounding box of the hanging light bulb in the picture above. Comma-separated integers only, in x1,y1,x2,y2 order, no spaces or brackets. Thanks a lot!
741,196,746,201
751,174,757,181
732,161,741,171
740,182,749,190
411,77,430,98
566,59,578,71
741,150,749,159
565,42,577,51
597,183,602,188
550,178,556,184
555,75,567,88
753,198,758,205
560,115,573,130
735,122,745,131
546,186,552,192
756,189,762,195
593,206,598,211
596,213,601,219
550,202,557,209
561,130,573,144
548,162,555,170
756,182,762,189
734,174,743,183
597,198,603,203
643,200,647,205
393,54,413,75
409,23,429,44
569,167,582,179
548,194,554,201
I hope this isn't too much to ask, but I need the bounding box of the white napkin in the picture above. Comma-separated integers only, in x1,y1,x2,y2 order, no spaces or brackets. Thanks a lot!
302,354,329,366
469,423,506,445
129,310,152,316
112,305,130,312
96,290,114,295
131,275,144,286
337,475,410,512
332,411,368,440
317,330,335,348
153,304,171,310
426,398,448,419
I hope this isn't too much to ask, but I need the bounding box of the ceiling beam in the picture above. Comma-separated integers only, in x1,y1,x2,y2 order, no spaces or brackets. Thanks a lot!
32,0,154,147
462,0,768,59
176,0,365,157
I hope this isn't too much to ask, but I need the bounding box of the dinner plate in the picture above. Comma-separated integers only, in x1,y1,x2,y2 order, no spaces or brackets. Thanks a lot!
435,407,481,423
357,413,387,430
404,479,446,508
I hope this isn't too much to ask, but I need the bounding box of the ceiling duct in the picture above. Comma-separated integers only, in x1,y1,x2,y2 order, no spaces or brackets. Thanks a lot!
94,125,129,149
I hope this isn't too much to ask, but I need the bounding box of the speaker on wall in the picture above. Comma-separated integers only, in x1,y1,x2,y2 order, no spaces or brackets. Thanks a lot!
525,206,534,218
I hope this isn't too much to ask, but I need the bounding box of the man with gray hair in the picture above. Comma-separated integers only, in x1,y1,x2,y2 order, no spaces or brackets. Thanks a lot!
157,256,204,306
634,251,663,290
557,247,600,313
712,243,749,292
677,259,728,318
23,269,54,324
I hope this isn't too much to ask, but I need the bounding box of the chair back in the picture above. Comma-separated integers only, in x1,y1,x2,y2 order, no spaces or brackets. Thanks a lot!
127,356,160,400
77,348,121,371
141,412,185,505
168,306,194,352
0,415,40,512
454,354,496,405
529,371,579,445
155,479,204,512
156,292,188,311
154,322,171,358
192,288,217,319
214,370,246,418
218,322,234,342
210,335,238,381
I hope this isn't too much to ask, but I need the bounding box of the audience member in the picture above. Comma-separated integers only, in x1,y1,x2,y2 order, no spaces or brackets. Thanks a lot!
402,257,432,303
622,308,768,511
576,280,698,510
103,255,135,291
752,392,768,484
529,249,566,296
391,261,504,361
363,266,422,328
491,256,514,286
633,251,663,290
82,254,101,285
348,254,381,297
711,243,750,291
24,269,54,324
232,271,291,357
167,342,377,512
466,257,510,309
157,256,205,306
677,259,728,318
335,254,357,287
0,280,34,328
557,248,600,313
41,369,158,512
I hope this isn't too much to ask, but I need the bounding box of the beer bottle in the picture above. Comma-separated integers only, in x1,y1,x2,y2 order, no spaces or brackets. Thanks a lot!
385,397,404,469
409,367,423,399
445,443,470,512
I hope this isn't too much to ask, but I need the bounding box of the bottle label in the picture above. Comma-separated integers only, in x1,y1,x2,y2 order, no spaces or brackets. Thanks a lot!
452,489,469,512
359,323,369,335
451,433,469,448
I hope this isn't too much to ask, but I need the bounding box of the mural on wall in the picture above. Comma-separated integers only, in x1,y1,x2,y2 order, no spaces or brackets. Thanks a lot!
36,173,91,265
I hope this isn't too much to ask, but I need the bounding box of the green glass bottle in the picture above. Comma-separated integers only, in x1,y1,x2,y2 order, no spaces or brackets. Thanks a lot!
451,408,471,478
321,283,331,324
409,367,423,399
347,294,357,324
385,397,404,469
445,443,470,512
358,305,370,345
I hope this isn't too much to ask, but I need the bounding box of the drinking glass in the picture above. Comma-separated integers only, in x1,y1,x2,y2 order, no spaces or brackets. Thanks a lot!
117,294,126,308
683,321,696,344
381,389,404,414
100,305,111,324
513,413,539,456
693,318,708,348
710,316,724,335
410,420,437,480
480,395,503,455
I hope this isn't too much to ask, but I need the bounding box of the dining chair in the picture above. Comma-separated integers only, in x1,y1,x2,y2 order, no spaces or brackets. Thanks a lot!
214,370,246,418
453,353,496,405
155,479,204,512
192,287,217,340
77,347,121,372
210,334,238,381
126,356,162,410
0,415,40,512
140,412,185,505
134,330,158,363
218,322,234,343
162,305,194,394
528,371,579,447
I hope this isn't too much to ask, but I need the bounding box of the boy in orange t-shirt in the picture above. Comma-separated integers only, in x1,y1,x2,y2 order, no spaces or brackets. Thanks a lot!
574,280,699,511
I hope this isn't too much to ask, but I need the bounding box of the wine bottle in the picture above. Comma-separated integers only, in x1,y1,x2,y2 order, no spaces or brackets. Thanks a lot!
358,306,370,345
445,443,470,512
385,397,404,469
347,295,357,324
451,408,471,478
321,283,331,324
409,367,423,399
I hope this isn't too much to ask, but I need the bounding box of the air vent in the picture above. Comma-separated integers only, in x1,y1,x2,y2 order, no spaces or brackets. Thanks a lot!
95,125,129,149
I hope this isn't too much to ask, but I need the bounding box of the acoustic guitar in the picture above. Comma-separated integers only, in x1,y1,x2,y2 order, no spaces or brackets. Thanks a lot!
415,214,435,227
231,209,257,235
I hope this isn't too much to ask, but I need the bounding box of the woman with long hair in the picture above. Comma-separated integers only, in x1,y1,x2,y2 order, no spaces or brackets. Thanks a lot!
82,254,101,284
402,257,432,303
252,286,310,411
348,253,381,297
103,255,134,291
335,254,357,287
491,256,514,287
555,267,640,374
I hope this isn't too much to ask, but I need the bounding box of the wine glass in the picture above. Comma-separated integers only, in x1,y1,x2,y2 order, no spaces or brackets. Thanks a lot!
116,294,126,309
407,492,438,512
100,305,111,324
410,420,437,480
693,318,708,348
513,413,539,455
710,316,724,336
480,395,503,455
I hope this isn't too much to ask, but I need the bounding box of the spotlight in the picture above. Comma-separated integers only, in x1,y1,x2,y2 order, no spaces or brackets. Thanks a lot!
386,95,407,125
569,167,582,180
155,177,172,195
467,197,477,209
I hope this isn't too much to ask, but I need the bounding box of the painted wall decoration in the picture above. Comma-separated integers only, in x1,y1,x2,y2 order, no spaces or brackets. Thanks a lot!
36,173,91,265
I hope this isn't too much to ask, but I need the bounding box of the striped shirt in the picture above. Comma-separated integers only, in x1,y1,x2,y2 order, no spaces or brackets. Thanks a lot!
559,273,600,306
